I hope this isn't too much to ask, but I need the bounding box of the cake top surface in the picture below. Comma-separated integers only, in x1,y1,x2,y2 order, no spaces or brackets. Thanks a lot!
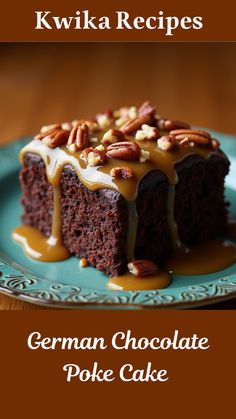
20,101,226,201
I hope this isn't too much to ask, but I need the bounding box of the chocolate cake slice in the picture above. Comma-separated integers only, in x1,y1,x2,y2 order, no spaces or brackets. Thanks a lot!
17,101,230,279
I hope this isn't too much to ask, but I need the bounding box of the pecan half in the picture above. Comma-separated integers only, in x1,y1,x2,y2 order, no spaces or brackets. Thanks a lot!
101,128,125,145
128,260,158,277
72,119,100,133
36,127,70,148
170,129,211,145
67,122,89,150
211,138,220,150
110,167,134,179
138,101,156,118
80,147,107,167
40,123,61,133
157,118,190,131
121,114,153,135
106,141,141,161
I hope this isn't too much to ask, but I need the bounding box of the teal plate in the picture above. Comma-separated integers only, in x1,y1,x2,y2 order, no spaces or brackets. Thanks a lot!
1,132,236,309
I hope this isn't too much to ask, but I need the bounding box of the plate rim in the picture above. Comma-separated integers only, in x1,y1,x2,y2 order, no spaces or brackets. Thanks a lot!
1,134,236,310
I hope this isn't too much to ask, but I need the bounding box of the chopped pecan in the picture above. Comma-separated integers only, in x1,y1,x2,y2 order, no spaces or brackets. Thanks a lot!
135,124,159,141
114,106,130,119
61,122,72,130
81,147,107,167
106,141,141,161
36,127,70,148
67,122,89,151
80,257,88,268
94,110,114,129
114,106,137,120
128,259,158,277
102,128,125,145
110,167,134,179
157,135,177,151
157,118,190,131
139,149,150,163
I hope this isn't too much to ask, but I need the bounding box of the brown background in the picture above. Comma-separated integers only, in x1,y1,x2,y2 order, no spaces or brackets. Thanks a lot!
1,42,236,145
0,0,236,41
1,311,236,418
0,42,236,309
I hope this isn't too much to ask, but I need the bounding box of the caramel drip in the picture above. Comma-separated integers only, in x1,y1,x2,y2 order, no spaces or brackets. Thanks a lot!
12,224,70,262
12,185,70,262
163,240,236,275
108,270,171,291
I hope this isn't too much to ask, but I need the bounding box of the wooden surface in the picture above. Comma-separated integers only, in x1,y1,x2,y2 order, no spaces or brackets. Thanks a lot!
0,42,236,310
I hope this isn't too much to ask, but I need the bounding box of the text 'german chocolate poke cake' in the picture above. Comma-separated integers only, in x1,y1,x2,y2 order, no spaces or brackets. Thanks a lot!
13,101,236,291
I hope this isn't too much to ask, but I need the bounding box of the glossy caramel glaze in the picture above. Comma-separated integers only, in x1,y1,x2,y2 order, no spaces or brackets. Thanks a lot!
108,270,171,291
12,225,70,261
20,136,218,200
163,240,236,275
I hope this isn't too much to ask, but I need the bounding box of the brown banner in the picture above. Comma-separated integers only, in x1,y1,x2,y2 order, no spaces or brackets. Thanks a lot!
0,0,236,41
0,310,235,416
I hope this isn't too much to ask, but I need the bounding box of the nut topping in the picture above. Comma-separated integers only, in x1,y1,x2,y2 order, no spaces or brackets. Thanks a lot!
157,118,190,131
80,257,88,268
101,128,125,145
80,147,107,167
121,114,153,135
135,124,159,141
113,106,130,119
110,167,134,179
67,122,89,151
128,260,158,277
107,141,141,161
36,127,70,149
157,135,177,151
40,123,61,133
95,110,113,129
115,117,128,128
61,122,73,130
72,119,100,133
170,129,211,145
211,138,220,150
139,149,150,163
138,101,156,119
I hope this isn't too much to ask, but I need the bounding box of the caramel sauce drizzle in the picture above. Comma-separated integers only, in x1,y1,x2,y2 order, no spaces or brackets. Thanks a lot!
12,124,236,292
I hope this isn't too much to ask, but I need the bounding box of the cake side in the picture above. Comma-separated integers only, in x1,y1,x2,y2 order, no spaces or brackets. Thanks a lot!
174,155,230,245
135,170,173,263
60,167,128,277
20,153,53,236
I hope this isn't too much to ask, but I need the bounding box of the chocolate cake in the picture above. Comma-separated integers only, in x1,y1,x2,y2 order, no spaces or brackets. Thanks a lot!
16,101,230,283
